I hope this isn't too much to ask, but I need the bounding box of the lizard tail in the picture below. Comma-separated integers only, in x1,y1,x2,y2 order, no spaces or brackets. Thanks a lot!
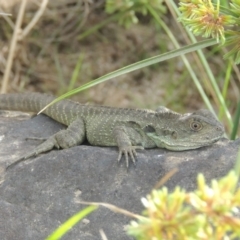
0,92,55,113
0,92,79,125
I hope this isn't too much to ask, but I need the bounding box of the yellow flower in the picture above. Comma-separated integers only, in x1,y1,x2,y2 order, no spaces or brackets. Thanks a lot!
179,0,235,43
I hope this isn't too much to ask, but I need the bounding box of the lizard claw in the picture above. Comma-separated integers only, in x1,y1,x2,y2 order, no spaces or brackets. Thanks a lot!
117,146,144,168
25,137,47,142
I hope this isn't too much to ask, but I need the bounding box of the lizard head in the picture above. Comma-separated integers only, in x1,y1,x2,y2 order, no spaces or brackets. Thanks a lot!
145,109,225,151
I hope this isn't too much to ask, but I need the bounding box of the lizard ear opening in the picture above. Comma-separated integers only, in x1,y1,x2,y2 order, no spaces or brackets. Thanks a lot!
143,125,156,133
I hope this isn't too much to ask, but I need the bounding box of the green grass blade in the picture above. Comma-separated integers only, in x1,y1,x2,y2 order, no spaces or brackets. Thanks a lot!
68,53,84,91
54,52,65,92
45,206,98,240
39,38,217,113
234,148,240,178
231,101,240,140
219,60,232,119
78,11,128,41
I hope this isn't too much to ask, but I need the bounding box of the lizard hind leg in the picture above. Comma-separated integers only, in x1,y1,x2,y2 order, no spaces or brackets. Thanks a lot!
6,118,86,170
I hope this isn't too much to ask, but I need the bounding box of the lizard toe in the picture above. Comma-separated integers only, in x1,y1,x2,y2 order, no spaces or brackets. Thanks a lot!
117,146,144,168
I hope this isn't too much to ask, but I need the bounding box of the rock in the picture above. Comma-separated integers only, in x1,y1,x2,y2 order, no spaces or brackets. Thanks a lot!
0,112,239,240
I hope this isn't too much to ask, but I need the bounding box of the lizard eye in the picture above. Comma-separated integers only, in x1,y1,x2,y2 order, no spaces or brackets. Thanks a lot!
190,121,202,131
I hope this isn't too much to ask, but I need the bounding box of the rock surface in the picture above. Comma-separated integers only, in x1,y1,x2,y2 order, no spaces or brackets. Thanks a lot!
0,112,239,240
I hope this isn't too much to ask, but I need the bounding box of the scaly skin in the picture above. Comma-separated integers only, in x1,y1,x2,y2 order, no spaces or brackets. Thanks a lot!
0,93,225,169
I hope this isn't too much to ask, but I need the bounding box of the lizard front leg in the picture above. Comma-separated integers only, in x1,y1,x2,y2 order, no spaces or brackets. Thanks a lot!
113,126,144,168
6,118,85,170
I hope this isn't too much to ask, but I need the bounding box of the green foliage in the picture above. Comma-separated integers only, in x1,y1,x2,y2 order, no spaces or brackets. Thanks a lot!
128,170,240,239
105,0,166,27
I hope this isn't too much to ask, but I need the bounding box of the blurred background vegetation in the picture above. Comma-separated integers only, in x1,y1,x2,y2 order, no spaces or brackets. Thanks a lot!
0,0,239,137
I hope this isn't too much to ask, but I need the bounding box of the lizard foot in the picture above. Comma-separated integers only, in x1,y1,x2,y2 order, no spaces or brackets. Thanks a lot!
6,136,58,171
6,154,35,171
117,146,144,168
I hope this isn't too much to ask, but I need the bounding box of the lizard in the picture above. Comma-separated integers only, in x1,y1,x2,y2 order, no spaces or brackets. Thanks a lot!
0,92,224,169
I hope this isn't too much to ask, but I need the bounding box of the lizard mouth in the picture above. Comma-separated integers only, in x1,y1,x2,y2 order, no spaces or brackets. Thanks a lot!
161,136,223,151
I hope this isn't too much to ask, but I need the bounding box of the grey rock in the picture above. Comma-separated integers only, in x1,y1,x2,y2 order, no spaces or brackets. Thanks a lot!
0,112,239,240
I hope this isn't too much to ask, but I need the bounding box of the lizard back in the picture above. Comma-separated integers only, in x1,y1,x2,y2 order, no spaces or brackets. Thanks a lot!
0,92,158,125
